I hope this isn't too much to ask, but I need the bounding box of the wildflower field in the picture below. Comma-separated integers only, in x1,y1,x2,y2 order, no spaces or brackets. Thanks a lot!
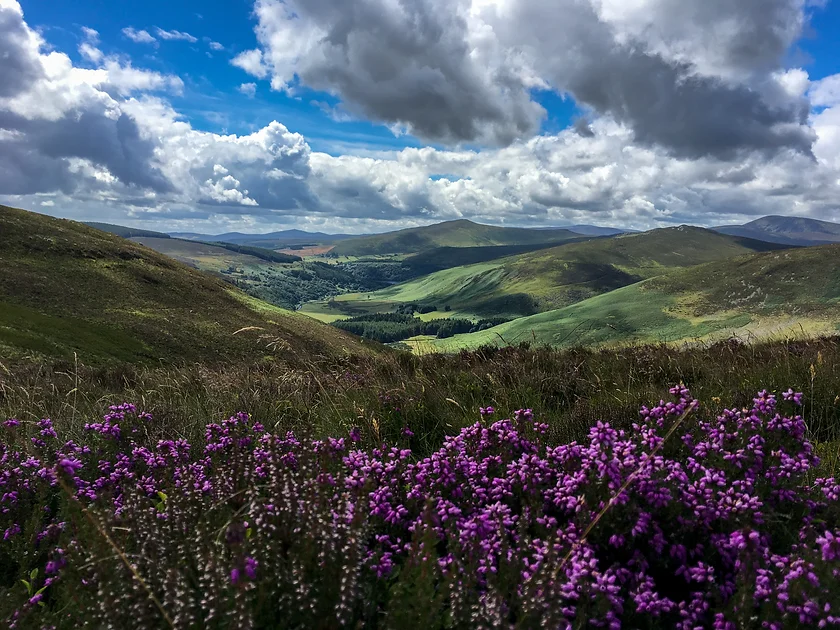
2,339,840,628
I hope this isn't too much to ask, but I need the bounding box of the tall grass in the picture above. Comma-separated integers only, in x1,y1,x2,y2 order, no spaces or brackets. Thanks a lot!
2,337,840,469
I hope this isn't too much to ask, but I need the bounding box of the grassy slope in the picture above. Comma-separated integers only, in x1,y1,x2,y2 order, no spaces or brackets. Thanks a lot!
131,237,279,271
84,222,171,239
425,244,840,352
330,219,579,256
0,205,371,364
324,226,786,319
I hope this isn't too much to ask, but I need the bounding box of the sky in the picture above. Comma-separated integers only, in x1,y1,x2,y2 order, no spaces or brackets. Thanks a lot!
1,0,839,234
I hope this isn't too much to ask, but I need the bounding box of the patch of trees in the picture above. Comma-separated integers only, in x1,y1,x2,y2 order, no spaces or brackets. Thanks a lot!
332,313,511,343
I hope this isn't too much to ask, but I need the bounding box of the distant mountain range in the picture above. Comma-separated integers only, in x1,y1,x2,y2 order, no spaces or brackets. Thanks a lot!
712,215,840,246
169,229,359,249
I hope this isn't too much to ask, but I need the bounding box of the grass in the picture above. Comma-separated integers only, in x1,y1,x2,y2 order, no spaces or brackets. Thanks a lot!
310,226,790,322
428,243,840,352
130,236,286,271
330,219,580,256
4,337,840,460
0,205,373,365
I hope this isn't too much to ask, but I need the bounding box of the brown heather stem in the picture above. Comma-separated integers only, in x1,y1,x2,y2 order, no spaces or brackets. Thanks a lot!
56,476,176,629
553,400,697,577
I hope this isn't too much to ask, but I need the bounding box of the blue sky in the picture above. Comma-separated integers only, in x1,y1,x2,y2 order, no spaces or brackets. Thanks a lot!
19,0,433,154
2,0,840,233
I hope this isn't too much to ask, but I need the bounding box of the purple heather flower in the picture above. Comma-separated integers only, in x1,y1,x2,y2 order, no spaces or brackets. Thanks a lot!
817,531,840,562
58,457,83,476
402,426,414,437
782,389,804,406
3,418,20,428
230,567,241,585
244,557,258,580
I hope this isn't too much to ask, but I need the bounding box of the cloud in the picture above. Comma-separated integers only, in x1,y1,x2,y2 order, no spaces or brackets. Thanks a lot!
0,2,178,195
240,0,816,158
246,0,545,146
78,26,103,63
238,82,257,98
231,49,268,78
122,27,156,44
2,0,840,237
810,74,840,108
0,0,44,97
154,27,198,43
208,40,224,51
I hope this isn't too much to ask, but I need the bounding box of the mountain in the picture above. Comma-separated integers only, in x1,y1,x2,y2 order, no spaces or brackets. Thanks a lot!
324,226,787,319
423,244,840,353
169,229,359,249
713,215,840,246
329,219,581,256
0,205,371,364
84,222,171,239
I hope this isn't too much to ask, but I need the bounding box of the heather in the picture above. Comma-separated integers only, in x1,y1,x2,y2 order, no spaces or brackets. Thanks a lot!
2,383,840,628
3,339,840,628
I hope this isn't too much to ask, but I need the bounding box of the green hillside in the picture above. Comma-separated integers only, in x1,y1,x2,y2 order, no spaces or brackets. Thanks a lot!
422,244,840,352
84,222,171,239
329,219,580,256
320,226,786,319
0,206,372,364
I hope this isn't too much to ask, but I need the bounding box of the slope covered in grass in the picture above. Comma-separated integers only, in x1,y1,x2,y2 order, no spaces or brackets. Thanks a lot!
330,219,580,256
325,226,786,319
83,222,171,239
0,205,371,364
424,244,840,352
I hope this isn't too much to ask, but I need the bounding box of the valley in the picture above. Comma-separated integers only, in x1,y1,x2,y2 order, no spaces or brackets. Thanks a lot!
75,210,840,353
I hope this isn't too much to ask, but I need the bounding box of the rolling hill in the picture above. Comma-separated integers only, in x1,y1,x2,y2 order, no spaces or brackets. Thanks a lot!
329,219,581,256
421,244,840,352
0,205,372,364
84,222,171,239
713,215,840,246
320,226,787,319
